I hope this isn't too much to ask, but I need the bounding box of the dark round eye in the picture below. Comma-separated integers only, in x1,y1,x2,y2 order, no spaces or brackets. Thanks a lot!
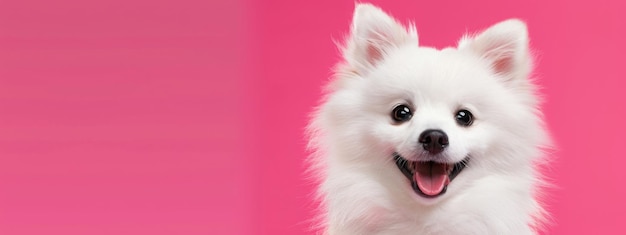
455,109,474,126
392,105,413,122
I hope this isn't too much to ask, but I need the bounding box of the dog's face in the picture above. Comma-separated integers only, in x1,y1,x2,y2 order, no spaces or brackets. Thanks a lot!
364,48,502,199
317,4,545,203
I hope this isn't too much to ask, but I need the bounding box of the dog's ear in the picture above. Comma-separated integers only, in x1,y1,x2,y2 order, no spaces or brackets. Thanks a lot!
343,3,417,75
458,19,531,82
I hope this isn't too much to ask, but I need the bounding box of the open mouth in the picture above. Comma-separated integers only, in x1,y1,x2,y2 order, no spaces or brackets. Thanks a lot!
394,153,469,198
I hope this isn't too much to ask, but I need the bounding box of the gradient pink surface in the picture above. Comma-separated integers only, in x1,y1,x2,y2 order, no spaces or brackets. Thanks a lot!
0,0,624,234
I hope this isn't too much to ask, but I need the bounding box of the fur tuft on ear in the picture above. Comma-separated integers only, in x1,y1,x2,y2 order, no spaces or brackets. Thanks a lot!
458,19,531,81
343,3,417,75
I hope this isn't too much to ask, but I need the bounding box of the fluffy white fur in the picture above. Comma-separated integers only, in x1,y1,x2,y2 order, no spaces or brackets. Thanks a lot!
308,3,551,235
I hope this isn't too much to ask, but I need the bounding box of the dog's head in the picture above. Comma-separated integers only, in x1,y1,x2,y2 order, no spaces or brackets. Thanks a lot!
313,4,547,203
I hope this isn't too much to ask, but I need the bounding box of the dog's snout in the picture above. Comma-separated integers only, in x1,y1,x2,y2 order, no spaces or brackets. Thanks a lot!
418,129,449,154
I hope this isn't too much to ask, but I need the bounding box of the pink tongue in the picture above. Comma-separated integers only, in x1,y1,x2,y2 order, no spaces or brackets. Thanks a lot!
414,162,450,196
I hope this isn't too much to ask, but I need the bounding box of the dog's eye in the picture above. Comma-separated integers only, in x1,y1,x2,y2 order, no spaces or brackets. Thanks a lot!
455,109,473,126
392,105,413,122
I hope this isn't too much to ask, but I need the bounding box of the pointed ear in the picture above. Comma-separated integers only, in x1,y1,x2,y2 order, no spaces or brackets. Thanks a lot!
343,4,417,75
458,19,531,81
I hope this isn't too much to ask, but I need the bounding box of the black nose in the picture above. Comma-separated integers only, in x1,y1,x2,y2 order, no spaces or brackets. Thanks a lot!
418,129,449,155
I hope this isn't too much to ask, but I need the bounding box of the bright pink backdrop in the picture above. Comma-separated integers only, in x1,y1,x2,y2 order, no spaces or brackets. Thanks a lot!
0,0,624,234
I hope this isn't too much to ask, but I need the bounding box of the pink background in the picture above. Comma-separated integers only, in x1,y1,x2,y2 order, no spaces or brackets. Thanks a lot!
0,0,624,234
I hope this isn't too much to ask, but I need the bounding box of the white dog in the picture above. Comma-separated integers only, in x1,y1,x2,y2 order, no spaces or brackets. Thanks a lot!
308,3,551,234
